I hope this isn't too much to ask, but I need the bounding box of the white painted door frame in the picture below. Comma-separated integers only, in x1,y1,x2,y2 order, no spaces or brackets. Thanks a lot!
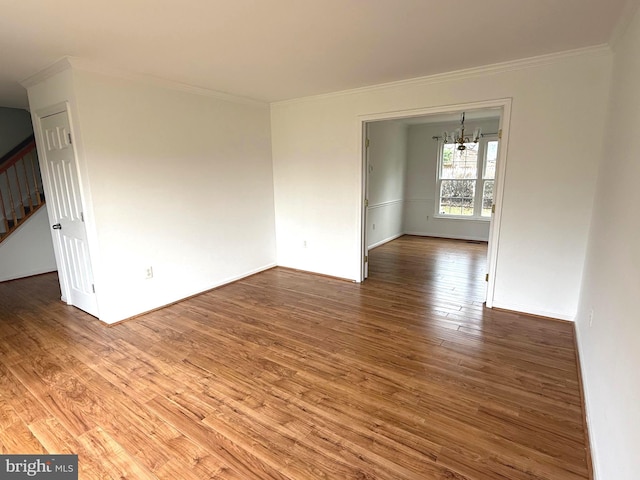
362,122,370,279
33,101,99,317
358,98,512,308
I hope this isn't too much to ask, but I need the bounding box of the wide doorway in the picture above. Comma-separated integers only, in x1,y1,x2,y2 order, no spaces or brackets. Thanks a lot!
360,99,511,307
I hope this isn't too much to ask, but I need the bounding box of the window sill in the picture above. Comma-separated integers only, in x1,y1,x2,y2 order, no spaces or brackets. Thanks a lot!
433,215,491,222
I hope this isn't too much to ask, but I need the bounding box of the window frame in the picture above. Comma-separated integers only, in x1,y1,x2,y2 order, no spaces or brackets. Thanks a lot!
435,135,499,221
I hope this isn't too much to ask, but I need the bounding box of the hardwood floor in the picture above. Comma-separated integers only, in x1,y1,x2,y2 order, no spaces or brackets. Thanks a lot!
0,235,589,479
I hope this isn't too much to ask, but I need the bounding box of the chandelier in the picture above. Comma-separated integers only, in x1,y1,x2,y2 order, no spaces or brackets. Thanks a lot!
443,112,481,151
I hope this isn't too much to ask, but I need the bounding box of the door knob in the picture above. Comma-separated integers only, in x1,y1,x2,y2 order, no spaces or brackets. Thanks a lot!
52,223,62,230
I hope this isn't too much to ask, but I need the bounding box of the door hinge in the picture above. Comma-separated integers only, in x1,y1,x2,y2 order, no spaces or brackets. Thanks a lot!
364,255,368,263
498,129,502,139
491,204,496,214
485,273,489,282
364,198,369,207
68,133,72,144
80,212,84,222
91,284,95,293
365,138,370,148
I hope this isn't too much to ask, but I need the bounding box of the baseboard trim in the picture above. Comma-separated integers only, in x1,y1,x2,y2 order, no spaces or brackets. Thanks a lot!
491,302,575,322
403,232,489,242
276,266,356,283
573,324,596,480
103,263,277,326
368,233,404,250
0,268,58,284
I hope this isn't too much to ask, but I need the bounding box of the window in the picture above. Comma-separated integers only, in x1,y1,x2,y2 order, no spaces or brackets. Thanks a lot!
436,137,498,219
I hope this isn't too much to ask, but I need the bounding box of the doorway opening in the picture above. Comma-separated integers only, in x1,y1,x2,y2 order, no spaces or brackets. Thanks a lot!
359,99,511,308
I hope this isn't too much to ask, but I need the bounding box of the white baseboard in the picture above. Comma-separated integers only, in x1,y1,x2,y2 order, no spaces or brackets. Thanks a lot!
491,301,576,321
403,231,489,242
368,233,404,250
214,262,277,288
0,267,58,283
98,262,277,324
574,324,599,479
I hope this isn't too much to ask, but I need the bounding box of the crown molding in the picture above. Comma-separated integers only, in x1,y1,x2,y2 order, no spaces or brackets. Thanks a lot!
272,44,612,107
20,57,73,89
20,56,268,108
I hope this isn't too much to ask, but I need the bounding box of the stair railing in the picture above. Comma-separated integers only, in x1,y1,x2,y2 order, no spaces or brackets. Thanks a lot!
0,136,45,240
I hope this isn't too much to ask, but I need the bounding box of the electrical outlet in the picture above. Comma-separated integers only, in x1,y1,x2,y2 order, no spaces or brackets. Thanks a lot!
303,240,307,248
145,266,153,279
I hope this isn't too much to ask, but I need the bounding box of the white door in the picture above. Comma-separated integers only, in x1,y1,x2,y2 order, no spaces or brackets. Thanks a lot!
484,108,508,308
363,125,370,280
39,110,98,317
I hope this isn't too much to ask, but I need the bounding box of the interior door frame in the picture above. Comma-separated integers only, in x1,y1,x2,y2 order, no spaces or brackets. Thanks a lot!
362,122,370,279
358,98,512,308
32,101,97,310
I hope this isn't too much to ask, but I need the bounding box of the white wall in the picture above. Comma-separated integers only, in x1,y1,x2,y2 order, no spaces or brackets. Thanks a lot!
575,7,640,479
404,119,499,241
0,106,51,282
27,66,276,323
0,206,57,282
0,107,33,158
366,120,407,248
272,49,611,319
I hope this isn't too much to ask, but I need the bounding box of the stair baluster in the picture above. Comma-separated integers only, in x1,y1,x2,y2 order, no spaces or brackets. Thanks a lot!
0,136,45,242
5,168,18,228
20,157,34,210
0,171,9,233
28,152,43,206
11,164,25,218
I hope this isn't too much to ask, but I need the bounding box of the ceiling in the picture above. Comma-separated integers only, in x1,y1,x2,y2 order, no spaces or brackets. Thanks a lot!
0,0,629,109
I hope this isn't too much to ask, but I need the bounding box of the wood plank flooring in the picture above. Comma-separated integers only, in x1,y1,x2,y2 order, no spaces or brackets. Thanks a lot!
0,235,589,479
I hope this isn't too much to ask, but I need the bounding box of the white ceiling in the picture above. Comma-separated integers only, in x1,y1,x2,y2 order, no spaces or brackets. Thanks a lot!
0,0,629,109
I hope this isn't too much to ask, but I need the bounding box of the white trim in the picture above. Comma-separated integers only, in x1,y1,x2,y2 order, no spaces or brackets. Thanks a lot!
0,268,58,283
21,57,268,107
275,45,610,107
574,324,600,480
99,263,277,324
403,232,488,243
33,101,101,316
435,135,498,221
432,214,491,222
20,58,73,88
368,199,403,210
360,122,369,280
35,102,69,119
32,102,72,304
491,301,576,322
358,98,509,124
368,233,404,250
215,262,277,288
359,98,511,314
484,100,511,309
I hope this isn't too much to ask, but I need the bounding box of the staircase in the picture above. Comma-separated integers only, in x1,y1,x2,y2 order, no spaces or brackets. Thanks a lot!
0,135,45,243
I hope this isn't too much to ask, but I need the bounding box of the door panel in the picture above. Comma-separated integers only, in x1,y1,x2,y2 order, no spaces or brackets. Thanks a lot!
40,110,98,316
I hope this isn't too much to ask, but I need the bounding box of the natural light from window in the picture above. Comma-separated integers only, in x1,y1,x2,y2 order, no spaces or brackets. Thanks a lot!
437,138,498,219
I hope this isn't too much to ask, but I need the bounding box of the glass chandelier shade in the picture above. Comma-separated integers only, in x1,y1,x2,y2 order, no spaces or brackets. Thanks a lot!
443,112,482,150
